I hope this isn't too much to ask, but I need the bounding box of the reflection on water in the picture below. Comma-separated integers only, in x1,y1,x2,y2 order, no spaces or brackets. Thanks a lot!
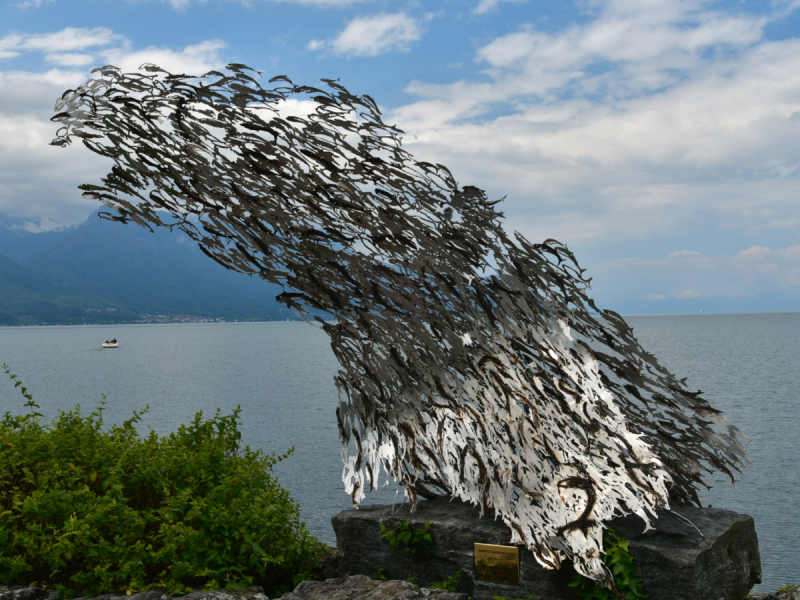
1,313,797,591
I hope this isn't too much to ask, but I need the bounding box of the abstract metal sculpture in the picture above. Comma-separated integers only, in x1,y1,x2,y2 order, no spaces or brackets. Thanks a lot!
51,64,747,590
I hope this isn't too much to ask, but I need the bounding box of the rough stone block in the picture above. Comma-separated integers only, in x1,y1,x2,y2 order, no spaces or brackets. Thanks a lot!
331,498,761,600
281,575,467,600
0,588,58,600
765,585,800,600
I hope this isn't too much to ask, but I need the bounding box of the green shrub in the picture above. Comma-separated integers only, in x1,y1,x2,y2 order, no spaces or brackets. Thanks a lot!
568,528,647,600
379,520,433,554
429,570,461,592
0,364,324,598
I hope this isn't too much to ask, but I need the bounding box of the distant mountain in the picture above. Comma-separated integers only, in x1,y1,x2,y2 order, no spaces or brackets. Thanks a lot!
0,253,138,325
0,211,296,325
0,215,75,262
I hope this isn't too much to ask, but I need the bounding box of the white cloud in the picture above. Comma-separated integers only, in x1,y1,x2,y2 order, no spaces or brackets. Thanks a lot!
16,0,369,10
0,69,89,117
265,0,369,4
101,39,226,74
0,31,228,224
0,34,24,59
0,28,120,69
404,1,768,114
0,70,107,224
16,27,120,53
45,53,95,67
736,245,800,286
162,0,191,8
388,1,800,247
146,0,369,7
313,12,425,57
669,250,701,257
593,245,800,301
473,0,526,15
15,0,55,8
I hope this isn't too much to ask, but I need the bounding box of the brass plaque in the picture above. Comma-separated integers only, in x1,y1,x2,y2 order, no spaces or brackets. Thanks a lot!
474,543,520,585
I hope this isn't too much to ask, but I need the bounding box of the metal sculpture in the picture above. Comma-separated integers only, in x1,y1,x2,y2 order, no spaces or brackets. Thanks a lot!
51,64,747,590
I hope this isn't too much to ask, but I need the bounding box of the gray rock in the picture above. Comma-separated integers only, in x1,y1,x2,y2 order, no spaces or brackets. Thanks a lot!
320,546,342,580
331,497,762,600
764,585,800,600
73,593,127,600
0,587,58,600
610,505,761,600
2,585,270,600
281,575,466,600
332,498,578,600
180,589,268,600
128,591,172,600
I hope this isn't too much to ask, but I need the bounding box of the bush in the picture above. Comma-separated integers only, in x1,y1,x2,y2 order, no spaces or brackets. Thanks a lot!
0,365,324,598
568,527,647,600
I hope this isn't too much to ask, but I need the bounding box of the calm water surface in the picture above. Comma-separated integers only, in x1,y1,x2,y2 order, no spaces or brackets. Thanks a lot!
0,314,797,591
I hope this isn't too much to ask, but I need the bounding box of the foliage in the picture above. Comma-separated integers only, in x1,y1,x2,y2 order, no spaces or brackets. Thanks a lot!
371,568,386,580
777,584,797,593
568,528,647,600
379,520,433,554
429,571,461,592
0,366,324,598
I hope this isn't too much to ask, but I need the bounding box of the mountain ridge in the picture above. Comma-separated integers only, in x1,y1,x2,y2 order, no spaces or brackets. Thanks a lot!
0,211,295,325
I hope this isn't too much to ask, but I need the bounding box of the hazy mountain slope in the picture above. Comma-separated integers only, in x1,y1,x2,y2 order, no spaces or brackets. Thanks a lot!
0,253,138,325
0,215,74,262
24,213,293,320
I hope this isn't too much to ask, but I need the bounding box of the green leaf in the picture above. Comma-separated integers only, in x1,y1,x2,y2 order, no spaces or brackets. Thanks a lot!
568,528,647,600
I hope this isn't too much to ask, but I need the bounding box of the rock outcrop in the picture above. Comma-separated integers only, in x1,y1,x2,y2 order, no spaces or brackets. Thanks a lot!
752,585,800,600
332,497,762,600
0,579,465,600
0,587,269,600
0,588,58,600
279,575,466,600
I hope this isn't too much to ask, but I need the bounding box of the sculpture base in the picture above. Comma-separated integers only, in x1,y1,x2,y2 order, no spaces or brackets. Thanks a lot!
331,498,761,600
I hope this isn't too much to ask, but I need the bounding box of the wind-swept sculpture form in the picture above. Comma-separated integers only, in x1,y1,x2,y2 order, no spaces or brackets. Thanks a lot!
52,64,747,590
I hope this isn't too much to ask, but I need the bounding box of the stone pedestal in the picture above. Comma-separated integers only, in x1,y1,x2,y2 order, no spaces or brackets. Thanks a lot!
331,498,761,600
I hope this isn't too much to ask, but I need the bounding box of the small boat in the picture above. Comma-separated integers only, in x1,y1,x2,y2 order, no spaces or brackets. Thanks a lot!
102,339,118,349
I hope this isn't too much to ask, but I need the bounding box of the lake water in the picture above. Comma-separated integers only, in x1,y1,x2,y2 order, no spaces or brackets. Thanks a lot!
0,313,797,591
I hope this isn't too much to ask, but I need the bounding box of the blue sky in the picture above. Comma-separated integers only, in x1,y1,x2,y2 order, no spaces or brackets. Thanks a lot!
1,0,799,314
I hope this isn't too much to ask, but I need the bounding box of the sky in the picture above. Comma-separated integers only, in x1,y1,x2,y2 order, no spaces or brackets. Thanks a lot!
1,0,799,315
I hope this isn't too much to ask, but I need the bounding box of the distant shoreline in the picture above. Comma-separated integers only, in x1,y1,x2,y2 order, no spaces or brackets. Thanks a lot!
1,310,797,328
0,319,304,328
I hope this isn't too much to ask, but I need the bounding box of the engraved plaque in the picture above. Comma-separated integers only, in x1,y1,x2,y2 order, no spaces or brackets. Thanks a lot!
474,543,520,585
